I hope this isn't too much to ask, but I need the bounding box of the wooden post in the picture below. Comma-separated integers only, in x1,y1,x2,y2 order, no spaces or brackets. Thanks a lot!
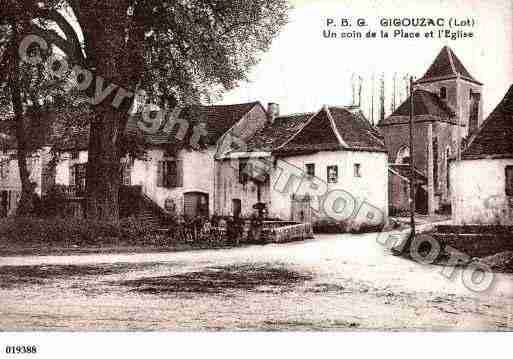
409,77,416,238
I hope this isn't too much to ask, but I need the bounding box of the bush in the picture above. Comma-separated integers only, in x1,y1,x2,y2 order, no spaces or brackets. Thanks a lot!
0,216,153,247
313,218,384,234
389,206,410,217
119,216,154,242
313,218,347,234
40,185,69,217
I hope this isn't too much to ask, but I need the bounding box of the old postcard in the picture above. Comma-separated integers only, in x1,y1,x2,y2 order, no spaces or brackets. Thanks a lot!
0,0,512,357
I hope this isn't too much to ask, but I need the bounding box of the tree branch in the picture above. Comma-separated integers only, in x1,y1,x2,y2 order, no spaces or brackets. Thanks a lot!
26,23,86,66
35,8,83,60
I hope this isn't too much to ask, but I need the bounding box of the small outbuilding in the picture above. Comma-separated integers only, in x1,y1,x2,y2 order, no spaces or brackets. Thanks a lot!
450,85,513,225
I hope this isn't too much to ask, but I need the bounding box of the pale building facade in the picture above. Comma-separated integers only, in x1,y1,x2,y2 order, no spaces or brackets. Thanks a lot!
450,85,513,225
216,105,389,228
1,100,389,228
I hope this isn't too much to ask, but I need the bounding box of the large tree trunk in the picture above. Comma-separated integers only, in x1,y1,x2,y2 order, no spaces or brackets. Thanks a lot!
86,107,122,222
81,1,134,222
8,19,34,216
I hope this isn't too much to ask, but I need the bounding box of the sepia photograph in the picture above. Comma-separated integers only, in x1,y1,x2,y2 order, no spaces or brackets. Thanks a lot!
0,0,512,357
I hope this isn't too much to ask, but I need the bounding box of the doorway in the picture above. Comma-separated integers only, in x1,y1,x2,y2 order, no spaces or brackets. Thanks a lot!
232,199,241,219
291,194,313,223
184,192,209,218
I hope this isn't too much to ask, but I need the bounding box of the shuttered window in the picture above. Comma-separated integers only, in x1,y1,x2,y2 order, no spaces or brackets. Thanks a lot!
327,165,338,183
306,163,315,178
157,160,183,188
239,160,250,184
354,163,361,177
0,159,9,179
121,161,132,186
506,166,513,196
71,163,86,195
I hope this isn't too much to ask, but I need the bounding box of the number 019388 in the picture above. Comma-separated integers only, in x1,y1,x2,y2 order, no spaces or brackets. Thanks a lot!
4,345,38,354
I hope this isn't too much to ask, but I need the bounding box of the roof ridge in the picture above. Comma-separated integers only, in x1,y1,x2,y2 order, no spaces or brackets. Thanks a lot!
209,101,259,108
274,107,325,151
276,111,315,119
324,106,349,148
446,46,457,75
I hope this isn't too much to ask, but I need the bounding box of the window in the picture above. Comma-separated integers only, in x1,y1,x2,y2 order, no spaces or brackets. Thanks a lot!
239,159,251,184
439,87,447,99
354,163,362,177
157,160,183,188
70,163,86,195
396,145,410,164
71,151,79,160
0,160,9,179
506,166,513,196
469,91,481,134
305,163,315,178
327,165,338,184
121,161,132,186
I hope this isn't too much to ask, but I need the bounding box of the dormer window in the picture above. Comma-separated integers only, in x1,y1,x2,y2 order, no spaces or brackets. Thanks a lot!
440,87,447,99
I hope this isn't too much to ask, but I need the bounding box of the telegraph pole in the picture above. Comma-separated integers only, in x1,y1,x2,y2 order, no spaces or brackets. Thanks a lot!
394,76,416,256
408,76,416,240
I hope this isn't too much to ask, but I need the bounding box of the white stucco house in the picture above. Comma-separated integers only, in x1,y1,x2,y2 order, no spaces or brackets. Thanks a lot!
216,105,389,228
0,101,269,220
450,85,513,225
0,99,389,229
0,105,88,216
56,102,269,219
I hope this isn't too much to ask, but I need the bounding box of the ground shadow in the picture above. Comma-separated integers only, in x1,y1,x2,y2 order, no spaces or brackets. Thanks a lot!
115,263,313,295
0,262,180,289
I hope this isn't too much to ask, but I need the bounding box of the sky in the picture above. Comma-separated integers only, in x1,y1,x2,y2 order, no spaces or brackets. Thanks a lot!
218,0,513,122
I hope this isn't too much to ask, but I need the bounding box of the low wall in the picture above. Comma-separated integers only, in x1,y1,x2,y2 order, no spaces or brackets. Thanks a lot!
433,225,513,258
264,222,314,243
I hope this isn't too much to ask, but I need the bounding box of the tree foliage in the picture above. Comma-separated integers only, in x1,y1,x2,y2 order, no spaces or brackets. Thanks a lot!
0,0,290,221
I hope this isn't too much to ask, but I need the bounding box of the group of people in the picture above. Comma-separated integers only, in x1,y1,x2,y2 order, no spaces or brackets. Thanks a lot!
165,206,268,245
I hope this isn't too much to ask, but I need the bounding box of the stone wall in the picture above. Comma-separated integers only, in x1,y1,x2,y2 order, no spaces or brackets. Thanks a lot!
433,226,513,258
450,158,513,225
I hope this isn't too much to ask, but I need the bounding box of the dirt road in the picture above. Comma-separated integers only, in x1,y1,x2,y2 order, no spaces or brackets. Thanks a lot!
1,233,512,330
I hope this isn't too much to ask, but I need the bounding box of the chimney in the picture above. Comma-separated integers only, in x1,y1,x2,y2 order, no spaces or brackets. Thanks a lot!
267,102,280,125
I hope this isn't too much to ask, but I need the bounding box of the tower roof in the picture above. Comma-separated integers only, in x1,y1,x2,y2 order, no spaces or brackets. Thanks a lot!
377,89,456,127
416,46,481,85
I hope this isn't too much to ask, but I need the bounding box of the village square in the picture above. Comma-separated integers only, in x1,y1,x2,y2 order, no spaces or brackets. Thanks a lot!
0,1,512,332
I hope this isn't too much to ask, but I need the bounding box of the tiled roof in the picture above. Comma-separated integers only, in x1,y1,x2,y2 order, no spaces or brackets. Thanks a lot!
378,89,456,126
245,112,313,151
273,106,387,156
390,164,427,184
126,102,260,146
347,107,384,140
201,102,261,143
462,85,513,159
416,46,481,85
329,107,386,151
0,101,260,152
